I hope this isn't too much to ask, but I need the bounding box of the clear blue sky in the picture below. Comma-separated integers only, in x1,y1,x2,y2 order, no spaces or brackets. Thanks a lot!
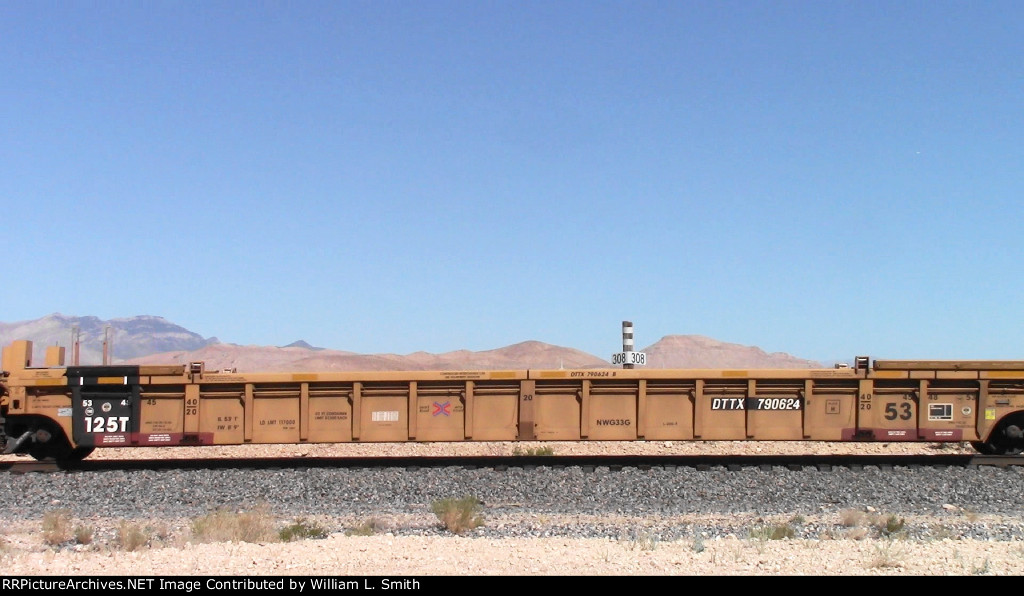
3,1,1022,362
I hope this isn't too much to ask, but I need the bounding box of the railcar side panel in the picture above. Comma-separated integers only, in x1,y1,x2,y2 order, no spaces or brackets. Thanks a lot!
802,381,856,440
414,382,465,441
584,381,638,440
918,381,978,441
698,381,747,440
26,390,71,434
746,380,804,440
358,382,408,442
469,382,519,440
306,383,353,443
252,384,301,444
533,380,581,440
138,386,185,444
640,381,694,440
199,390,244,444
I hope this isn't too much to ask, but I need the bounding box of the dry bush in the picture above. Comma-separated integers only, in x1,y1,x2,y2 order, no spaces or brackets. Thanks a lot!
839,509,864,527
846,527,869,541
624,531,658,551
42,510,74,545
430,496,484,535
929,524,953,541
116,521,149,551
750,522,796,541
867,540,905,569
873,514,906,538
345,518,387,537
74,525,94,545
191,506,279,544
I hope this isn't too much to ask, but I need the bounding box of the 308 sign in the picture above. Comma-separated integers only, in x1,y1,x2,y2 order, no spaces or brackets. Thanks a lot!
611,352,646,366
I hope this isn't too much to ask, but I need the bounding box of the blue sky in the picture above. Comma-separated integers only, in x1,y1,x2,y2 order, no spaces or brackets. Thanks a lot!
2,1,1022,362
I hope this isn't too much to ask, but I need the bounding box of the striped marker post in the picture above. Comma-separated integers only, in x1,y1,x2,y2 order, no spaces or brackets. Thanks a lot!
611,321,645,368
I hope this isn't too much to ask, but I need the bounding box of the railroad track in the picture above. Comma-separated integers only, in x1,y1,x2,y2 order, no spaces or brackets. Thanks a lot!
3,454,1022,474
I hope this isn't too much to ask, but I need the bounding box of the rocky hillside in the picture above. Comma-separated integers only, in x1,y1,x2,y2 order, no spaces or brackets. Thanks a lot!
0,313,217,365
644,335,823,368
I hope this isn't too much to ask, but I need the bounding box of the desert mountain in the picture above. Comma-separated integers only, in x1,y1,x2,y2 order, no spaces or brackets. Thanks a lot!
0,313,217,365
1,314,824,371
125,340,609,372
124,337,823,372
644,335,822,368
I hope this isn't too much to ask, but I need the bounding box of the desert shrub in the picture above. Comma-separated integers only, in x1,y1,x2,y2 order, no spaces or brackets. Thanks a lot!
191,506,278,544
512,446,555,456
868,540,905,569
115,521,149,551
750,522,796,541
877,514,906,538
839,509,864,527
627,531,658,551
345,518,387,537
431,496,484,535
74,525,94,545
279,518,329,542
42,510,74,545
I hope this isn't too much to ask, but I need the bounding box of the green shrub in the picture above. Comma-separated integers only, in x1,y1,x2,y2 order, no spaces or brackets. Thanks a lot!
512,446,555,456
279,518,329,542
879,515,906,537
431,496,484,535
345,518,386,537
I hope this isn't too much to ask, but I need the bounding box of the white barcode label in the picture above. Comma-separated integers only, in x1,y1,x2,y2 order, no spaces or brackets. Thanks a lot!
371,411,399,422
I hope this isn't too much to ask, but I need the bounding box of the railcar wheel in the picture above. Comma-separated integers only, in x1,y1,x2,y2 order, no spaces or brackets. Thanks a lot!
976,418,1024,455
22,422,77,462
64,447,95,462
971,441,996,455
28,444,69,462
53,447,95,469
998,423,1024,455
29,445,93,466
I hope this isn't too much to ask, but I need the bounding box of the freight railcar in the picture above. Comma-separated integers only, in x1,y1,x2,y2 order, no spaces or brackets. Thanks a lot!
2,339,1024,464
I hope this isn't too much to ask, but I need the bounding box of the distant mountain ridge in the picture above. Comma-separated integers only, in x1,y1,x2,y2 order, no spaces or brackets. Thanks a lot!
644,335,822,369
0,313,218,364
125,339,610,372
0,313,824,371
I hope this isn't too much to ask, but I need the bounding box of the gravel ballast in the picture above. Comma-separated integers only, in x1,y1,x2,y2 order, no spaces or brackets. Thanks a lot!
2,441,1023,575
